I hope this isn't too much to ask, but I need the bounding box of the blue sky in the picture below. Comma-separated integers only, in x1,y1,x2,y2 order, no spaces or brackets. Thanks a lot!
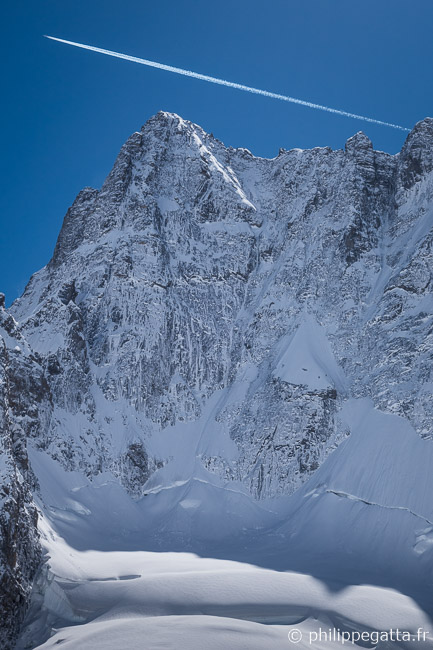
1,1,432,305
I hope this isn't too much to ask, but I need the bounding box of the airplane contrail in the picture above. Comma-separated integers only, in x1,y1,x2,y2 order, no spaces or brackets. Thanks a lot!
44,35,410,132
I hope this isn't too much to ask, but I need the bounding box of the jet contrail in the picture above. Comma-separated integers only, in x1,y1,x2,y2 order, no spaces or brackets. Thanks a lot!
44,35,410,132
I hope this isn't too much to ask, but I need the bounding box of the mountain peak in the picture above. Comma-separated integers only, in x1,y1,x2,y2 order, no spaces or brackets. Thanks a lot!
344,131,373,153
400,117,433,188
143,110,198,134
402,116,433,150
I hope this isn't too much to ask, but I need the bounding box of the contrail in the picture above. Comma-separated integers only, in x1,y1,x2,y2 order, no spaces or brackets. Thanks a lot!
44,35,410,132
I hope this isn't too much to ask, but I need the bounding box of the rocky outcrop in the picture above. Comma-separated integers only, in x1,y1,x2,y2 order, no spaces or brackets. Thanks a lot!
0,299,51,648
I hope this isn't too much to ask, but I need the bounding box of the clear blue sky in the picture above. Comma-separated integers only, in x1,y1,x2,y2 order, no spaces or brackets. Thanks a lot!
1,1,432,305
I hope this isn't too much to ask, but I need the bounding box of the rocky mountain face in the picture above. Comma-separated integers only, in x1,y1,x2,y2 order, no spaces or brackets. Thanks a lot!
0,296,50,648
2,112,433,646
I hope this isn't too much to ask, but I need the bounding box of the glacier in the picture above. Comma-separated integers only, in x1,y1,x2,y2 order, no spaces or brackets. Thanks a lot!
0,111,433,647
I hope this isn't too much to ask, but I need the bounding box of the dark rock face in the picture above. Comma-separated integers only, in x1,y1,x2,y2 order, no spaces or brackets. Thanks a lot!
120,442,150,497
2,113,433,644
0,307,51,648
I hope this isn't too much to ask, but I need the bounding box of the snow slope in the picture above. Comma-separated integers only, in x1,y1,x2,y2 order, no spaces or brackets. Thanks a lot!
18,517,433,650
273,314,348,392
15,397,433,648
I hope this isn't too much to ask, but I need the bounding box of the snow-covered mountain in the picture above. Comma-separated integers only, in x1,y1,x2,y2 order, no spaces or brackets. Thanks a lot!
1,112,433,648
